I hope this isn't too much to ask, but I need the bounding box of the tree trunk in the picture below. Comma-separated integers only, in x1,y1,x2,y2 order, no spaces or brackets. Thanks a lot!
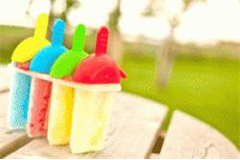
109,30,122,64
108,0,122,64
156,26,175,87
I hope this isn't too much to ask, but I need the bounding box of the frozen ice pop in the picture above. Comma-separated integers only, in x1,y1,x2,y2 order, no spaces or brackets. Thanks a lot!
70,27,126,153
47,24,88,145
8,14,50,129
27,19,67,137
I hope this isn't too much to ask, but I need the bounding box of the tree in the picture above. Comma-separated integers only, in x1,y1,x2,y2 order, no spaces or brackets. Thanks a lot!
142,0,204,87
107,0,123,64
26,0,80,31
26,0,81,48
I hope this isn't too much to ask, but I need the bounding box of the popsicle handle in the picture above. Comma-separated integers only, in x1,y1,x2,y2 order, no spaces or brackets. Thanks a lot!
34,13,49,40
51,19,65,46
95,27,108,56
72,24,86,52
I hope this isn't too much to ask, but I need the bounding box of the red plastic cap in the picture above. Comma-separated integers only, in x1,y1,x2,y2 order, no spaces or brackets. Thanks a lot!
73,26,126,84
73,55,126,84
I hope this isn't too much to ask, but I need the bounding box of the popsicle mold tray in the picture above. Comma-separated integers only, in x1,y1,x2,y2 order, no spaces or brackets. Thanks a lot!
8,14,126,153
10,64,121,91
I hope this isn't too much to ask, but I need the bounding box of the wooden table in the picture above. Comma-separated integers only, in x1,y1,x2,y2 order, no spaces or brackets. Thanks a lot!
0,65,239,159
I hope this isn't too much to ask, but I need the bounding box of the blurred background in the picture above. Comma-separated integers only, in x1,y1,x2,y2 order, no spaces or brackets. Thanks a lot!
0,0,239,148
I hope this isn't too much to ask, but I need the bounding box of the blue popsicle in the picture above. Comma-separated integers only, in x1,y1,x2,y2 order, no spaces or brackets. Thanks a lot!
8,72,31,129
27,19,67,137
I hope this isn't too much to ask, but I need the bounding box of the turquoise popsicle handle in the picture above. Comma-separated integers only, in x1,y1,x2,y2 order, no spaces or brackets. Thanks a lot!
51,19,65,46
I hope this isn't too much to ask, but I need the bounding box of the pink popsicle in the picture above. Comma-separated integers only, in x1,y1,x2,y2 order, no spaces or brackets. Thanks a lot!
27,79,52,136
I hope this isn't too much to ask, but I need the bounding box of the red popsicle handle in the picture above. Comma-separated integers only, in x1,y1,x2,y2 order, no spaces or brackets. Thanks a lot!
95,27,108,56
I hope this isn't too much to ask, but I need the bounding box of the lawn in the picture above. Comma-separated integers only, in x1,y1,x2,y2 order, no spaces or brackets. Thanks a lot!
1,25,240,148
122,53,240,148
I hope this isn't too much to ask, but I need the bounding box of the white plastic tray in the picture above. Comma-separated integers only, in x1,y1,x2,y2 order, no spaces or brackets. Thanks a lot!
9,64,121,92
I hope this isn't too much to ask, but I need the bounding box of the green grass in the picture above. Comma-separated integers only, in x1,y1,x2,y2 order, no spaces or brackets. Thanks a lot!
0,26,33,64
122,53,240,148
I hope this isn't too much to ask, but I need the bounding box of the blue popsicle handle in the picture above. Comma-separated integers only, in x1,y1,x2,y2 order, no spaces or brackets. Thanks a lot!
51,19,65,46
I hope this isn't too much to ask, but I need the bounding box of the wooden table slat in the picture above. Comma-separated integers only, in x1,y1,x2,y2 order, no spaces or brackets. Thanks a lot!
160,110,240,159
0,93,31,158
0,65,11,92
5,92,168,159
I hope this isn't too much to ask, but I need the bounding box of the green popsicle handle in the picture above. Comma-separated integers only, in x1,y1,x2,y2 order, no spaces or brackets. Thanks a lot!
72,24,86,52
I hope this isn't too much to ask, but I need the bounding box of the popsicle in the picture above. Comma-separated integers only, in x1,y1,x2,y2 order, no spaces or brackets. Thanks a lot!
8,14,50,129
27,19,67,137
47,24,88,145
70,27,126,153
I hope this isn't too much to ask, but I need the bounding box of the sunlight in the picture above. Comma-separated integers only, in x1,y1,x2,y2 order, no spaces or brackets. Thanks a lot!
0,0,239,44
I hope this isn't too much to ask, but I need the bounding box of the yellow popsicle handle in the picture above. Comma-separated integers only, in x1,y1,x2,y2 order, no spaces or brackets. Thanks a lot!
34,13,49,40
11,13,50,63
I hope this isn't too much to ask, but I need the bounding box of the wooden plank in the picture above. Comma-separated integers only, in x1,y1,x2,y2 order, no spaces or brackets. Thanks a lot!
0,92,31,158
0,93,9,130
0,65,10,92
5,92,168,159
150,153,159,159
160,110,240,159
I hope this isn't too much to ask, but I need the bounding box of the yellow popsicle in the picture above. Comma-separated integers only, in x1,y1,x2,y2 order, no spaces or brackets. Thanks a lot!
47,84,74,145
70,90,114,153
48,24,88,146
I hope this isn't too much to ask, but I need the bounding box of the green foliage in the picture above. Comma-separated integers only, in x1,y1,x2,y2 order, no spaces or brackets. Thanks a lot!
59,0,80,21
142,0,204,16
182,0,206,11
108,0,121,31
141,0,161,17
182,0,193,11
